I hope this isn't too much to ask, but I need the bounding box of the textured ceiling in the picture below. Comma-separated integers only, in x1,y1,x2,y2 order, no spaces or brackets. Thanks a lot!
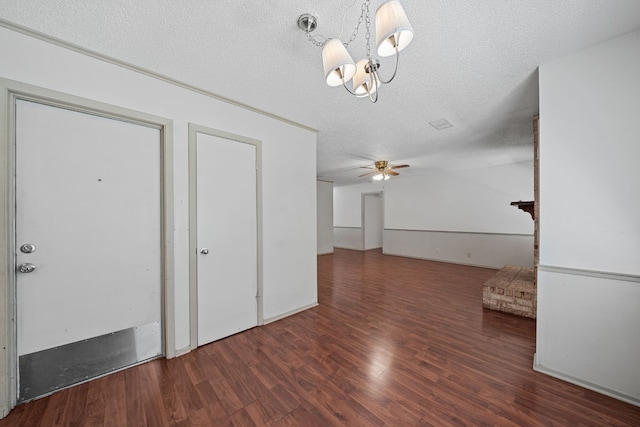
2,0,640,185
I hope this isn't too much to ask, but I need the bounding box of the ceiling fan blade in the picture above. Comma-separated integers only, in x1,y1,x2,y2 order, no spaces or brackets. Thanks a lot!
359,166,375,169
387,170,400,176
358,171,376,177
389,164,410,169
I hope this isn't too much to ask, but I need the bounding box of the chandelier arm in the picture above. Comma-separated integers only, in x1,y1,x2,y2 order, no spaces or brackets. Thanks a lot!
341,79,358,96
377,47,400,85
367,72,379,103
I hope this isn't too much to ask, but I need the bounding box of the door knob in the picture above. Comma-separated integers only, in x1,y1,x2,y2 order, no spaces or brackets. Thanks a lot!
18,263,37,273
200,248,209,255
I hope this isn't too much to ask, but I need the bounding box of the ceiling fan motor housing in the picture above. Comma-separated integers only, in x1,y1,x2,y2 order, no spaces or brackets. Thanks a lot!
374,160,389,171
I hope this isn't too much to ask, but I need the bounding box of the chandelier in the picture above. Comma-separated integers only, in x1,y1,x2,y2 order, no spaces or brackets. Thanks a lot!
297,0,414,103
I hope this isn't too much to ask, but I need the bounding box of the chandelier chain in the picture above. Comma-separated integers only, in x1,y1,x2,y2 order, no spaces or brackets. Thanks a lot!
344,0,370,48
303,0,371,49
305,31,326,47
364,0,372,58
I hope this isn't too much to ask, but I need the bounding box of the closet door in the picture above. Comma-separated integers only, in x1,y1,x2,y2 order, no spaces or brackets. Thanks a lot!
194,131,258,346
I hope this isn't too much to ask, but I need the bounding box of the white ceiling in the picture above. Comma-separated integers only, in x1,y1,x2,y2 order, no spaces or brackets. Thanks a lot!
2,1,640,185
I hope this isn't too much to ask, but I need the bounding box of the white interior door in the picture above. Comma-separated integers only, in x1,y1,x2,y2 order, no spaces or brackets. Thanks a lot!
363,193,383,250
196,132,258,346
15,99,163,401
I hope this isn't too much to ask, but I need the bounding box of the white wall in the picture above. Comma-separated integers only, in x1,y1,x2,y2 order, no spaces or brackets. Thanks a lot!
384,165,533,234
316,180,334,255
384,229,533,268
363,193,383,250
384,166,534,268
334,182,382,226
333,182,384,250
333,227,363,251
0,26,317,353
334,163,534,267
537,29,640,406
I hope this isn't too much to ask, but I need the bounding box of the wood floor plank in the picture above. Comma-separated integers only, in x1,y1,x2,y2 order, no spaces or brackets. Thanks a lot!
12,394,47,427
82,380,107,426
158,358,194,424
41,386,70,427
202,362,246,415
101,371,127,427
278,403,333,427
123,365,147,426
187,400,230,427
138,362,173,426
59,381,89,425
1,248,639,426
230,400,272,427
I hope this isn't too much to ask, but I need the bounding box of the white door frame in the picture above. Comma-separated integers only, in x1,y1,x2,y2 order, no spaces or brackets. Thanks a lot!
0,78,175,416
361,191,384,250
187,123,263,350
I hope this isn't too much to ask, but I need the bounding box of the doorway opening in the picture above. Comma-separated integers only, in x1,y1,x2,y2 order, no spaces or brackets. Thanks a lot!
362,192,384,250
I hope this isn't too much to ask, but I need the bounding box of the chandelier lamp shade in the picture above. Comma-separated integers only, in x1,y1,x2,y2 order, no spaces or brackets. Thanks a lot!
353,59,379,97
375,1,414,57
298,0,414,103
322,39,357,86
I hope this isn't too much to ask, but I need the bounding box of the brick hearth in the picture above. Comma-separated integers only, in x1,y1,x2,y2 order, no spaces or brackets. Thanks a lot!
482,265,536,319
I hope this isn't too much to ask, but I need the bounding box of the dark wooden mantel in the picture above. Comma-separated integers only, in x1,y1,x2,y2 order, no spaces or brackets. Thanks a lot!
510,200,535,220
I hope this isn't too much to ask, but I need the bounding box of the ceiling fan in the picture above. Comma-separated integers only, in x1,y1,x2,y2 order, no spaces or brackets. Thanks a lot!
358,160,409,181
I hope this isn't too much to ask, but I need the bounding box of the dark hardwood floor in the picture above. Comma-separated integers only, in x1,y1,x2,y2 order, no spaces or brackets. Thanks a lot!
2,248,639,426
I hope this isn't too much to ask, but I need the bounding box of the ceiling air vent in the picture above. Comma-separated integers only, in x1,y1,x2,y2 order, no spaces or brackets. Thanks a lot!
429,118,453,130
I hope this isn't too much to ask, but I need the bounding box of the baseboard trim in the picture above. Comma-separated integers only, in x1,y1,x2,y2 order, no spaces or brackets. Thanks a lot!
333,246,364,251
382,250,500,270
263,302,319,325
174,346,192,358
180,303,320,351
385,228,533,237
533,353,640,408
317,251,334,256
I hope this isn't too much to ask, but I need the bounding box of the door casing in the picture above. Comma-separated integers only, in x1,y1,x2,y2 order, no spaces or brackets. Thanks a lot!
188,123,264,350
0,77,175,416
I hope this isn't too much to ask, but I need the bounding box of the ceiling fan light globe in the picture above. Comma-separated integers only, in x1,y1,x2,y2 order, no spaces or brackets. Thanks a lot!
383,174,391,180
372,173,384,181
375,1,414,57
322,39,356,86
